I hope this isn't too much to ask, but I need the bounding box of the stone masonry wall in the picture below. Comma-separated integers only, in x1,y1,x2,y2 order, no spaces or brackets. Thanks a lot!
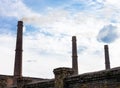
23,79,54,88
19,67,120,88
64,67,120,88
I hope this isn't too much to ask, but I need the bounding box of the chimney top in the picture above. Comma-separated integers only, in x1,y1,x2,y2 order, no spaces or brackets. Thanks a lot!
104,45,108,49
72,36,76,41
18,21,23,26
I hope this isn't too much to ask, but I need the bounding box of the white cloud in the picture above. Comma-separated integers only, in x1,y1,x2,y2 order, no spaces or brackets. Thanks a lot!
0,0,120,78
0,35,15,75
97,24,119,43
105,0,120,7
0,0,40,19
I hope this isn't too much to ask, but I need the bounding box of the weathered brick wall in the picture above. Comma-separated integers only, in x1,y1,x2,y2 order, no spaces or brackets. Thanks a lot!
65,82,120,88
0,75,48,88
11,67,120,88
0,75,14,88
23,79,54,88
64,67,120,88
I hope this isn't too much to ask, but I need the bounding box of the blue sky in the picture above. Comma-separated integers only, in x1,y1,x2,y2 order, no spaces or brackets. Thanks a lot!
0,0,120,78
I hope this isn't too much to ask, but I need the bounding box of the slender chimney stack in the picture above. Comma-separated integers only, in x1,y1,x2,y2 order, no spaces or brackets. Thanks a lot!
14,21,23,83
104,45,111,70
72,36,78,75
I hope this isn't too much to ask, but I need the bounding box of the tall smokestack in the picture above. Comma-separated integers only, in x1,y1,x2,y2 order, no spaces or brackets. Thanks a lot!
14,21,23,84
104,45,111,70
72,36,78,75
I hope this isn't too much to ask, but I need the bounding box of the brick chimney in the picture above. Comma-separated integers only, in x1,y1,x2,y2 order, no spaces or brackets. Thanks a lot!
14,21,23,84
72,36,78,75
104,45,111,70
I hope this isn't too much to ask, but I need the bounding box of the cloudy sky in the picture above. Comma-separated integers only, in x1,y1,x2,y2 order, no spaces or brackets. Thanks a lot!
0,0,120,79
